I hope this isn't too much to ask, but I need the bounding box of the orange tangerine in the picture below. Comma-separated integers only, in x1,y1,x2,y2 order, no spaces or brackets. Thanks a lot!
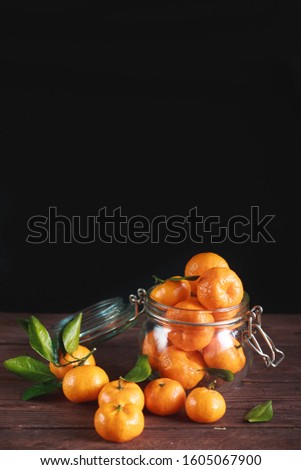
49,345,96,380
62,365,109,403
203,330,246,374
197,266,244,310
142,328,170,370
166,296,205,316
166,298,215,351
185,252,229,295
144,378,186,416
159,345,206,390
211,306,241,322
185,387,226,423
98,379,145,410
94,402,144,443
150,277,191,306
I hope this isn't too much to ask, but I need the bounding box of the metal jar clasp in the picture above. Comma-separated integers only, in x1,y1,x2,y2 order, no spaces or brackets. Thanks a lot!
129,288,147,320
242,306,285,367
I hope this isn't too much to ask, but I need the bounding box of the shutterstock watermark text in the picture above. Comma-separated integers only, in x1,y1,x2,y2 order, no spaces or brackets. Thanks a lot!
26,205,276,245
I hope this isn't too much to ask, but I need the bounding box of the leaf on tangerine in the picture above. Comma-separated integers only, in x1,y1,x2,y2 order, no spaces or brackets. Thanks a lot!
62,312,82,355
4,356,55,382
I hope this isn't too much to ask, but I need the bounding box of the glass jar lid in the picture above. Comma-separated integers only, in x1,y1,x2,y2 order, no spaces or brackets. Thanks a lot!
53,296,138,348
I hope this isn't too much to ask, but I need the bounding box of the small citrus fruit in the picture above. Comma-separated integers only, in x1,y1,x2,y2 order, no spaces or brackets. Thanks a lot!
197,266,244,310
185,387,226,423
211,305,241,322
166,298,215,351
159,345,206,390
142,328,169,370
62,365,109,403
185,252,229,294
165,296,205,316
150,277,191,306
144,378,186,416
94,402,144,443
98,379,145,410
203,330,246,374
49,345,96,379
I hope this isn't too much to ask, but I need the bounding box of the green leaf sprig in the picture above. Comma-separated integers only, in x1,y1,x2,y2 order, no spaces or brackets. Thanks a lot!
4,312,86,400
243,400,273,422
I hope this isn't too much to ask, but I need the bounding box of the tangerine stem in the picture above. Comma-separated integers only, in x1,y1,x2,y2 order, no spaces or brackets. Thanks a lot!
208,380,217,390
152,275,165,284
76,347,97,366
118,377,124,390
56,347,97,368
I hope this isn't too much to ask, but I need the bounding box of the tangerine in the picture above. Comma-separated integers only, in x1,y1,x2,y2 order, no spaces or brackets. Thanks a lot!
185,252,229,295
49,345,96,379
144,378,186,416
166,298,215,351
150,277,191,306
142,328,169,370
197,266,244,310
159,345,206,390
203,330,246,374
94,402,144,443
62,365,109,403
211,305,241,322
185,387,226,423
98,379,145,410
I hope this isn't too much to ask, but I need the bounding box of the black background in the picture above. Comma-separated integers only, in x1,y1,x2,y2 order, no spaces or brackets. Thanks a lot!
0,1,300,314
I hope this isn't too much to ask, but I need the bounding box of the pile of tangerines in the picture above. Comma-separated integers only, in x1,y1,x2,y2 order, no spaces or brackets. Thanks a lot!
50,345,226,443
143,251,246,389
49,252,247,443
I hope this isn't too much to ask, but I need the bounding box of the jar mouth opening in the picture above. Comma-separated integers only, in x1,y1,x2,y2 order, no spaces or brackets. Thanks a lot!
145,286,250,327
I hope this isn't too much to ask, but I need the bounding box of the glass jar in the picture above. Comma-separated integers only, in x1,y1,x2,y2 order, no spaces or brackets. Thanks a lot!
53,286,285,392
138,287,252,392
131,287,285,393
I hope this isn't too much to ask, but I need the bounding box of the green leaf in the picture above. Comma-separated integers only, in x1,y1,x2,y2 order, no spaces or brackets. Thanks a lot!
122,354,152,383
205,368,234,382
22,380,61,401
18,318,29,334
4,356,55,381
62,312,82,355
28,316,54,362
51,335,60,365
243,400,273,423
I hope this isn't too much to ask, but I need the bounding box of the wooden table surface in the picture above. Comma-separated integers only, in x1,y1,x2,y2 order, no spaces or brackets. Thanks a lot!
0,312,300,450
